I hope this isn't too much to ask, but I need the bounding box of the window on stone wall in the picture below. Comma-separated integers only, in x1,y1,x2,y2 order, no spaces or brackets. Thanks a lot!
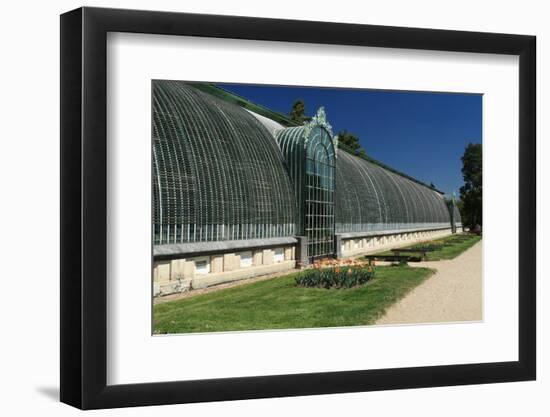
274,248,284,263
193,257,210,274
240,251,252,268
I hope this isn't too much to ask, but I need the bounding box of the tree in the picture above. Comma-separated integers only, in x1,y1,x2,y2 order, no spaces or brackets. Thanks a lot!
336,130,366,155
289,100,309,124
289,102,368,157
459,143,482,228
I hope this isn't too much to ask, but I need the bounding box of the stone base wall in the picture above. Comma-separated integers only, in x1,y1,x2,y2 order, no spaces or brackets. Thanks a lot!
340,228,456,258
154,228,462,296
153,245,295,297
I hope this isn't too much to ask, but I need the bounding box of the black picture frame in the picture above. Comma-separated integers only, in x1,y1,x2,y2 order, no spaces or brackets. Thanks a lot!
60,6,536,410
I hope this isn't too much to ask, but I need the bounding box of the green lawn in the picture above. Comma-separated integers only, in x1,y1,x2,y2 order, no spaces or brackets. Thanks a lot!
153,265,434,334
374,233,481,261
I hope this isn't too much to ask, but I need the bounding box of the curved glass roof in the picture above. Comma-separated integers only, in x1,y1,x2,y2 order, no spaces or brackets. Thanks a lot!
335,150,451,233
153,81,459,250
153,81,297,245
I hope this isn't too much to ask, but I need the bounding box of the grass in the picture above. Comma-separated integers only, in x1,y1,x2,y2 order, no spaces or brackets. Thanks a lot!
374,233,481,261
153,265,434,334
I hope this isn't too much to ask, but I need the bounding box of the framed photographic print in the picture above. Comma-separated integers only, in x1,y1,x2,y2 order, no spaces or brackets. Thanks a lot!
60,6,536,409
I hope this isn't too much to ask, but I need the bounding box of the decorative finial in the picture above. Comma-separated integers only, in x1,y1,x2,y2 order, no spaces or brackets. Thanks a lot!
303,107,334,142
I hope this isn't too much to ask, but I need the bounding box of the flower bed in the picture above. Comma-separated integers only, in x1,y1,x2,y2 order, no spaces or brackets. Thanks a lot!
295,258,375,289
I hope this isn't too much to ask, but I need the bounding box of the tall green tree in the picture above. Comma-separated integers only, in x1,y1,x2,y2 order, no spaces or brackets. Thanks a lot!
289,102,367,157
289,100,309,124
459,143,482,228
336,130,367,156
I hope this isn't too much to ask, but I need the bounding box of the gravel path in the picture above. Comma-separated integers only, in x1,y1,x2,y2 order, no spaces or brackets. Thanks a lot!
376,241,482,325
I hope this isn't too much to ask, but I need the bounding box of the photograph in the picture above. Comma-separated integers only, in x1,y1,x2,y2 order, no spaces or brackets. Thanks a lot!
0,0,542,413
151,81,483,334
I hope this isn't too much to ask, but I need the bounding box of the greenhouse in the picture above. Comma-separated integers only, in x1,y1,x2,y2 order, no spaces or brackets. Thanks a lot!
152,81,462,296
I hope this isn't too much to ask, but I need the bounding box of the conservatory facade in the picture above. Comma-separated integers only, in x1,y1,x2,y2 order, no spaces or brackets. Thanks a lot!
152,81,462,296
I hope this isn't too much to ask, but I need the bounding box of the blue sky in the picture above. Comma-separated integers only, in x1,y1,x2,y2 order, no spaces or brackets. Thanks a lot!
217,83,482,195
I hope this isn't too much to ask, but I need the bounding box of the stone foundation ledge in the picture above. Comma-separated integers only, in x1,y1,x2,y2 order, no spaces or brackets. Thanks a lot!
154,279,192,298
341,228,455,258
155,260,296,296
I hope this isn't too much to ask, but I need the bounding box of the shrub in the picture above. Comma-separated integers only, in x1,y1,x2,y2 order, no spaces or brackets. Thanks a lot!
295,266,375,289
408,244,442,252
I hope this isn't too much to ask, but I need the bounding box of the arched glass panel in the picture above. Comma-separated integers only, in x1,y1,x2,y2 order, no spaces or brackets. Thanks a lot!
305,126,336,259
